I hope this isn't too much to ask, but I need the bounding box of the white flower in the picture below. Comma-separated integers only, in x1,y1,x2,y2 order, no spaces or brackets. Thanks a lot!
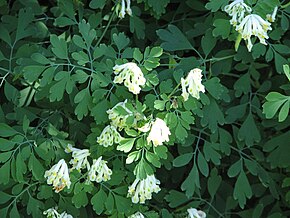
59,212,73,218
65,144,90,172
181,68,205,101
113,62,146,95
43,208,59,218
44,159,71,193
236,14,272,51
224,0,252,26
128,212,145,218
267,6,278,22
118,0,132,18
88,156,112,183
127,174,161,204
147,118,171,146
187,208,206,218
97,125,122,147
43,208,73,218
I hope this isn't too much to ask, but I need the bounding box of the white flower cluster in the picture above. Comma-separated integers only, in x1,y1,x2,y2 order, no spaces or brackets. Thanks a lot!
127,174,161,204
45,144,113,193
224,0,277,52
224,0,252,26
118,0,132,19
128,212,145,218
88,156,112,183
187,208,206,218
181,68,205,101
43,207,73,218
113,62,146,95
44,159,71,193
65,144,90,172
97,125,122,147
146,118,171,146
236,14,272,51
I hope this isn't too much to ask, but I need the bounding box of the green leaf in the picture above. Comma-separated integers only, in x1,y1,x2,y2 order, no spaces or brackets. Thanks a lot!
0,161,10,184
16,8,34,41
263,131,290,168
49,71,74,102
50,34,68,59
201,98,225,133
10,204,20,218
154,100,166,110
181,164,200,197
74,88,93,120
227,159,242,178
0,123,18,137
72,51,89,65
0,191,11,204
114,194,131,213
173,153,193,167
130,15,145,40
89,0,106,9
91,99,109,124
203,142,222,165
16,153,26,182
212,19,231,39
145,151,161,168
253,0,280,18
117,138,135,153
27,197,43,217
233,171,252,209
204,77,229,101
175,122,188,142
165,190,188,208
207,168,222,198
283,64,290,81
28,153,45,180
157,25,193,51
147,0,170,18
113,32,130,51
91,188,107,215
197,151,209,177
23,65,47,83
105,192,114,213
278,101,289,122
72,191,88,208
205,0,228,12
238,113,261,146
201,29,217,56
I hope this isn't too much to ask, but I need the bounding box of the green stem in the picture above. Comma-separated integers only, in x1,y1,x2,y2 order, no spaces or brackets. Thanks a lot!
168,83,181,99
96,12,115,47
205,55,235,63
281,1,290,9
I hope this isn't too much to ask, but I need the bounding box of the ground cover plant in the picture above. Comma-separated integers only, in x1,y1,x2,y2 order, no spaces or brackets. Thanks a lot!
0,0,289,217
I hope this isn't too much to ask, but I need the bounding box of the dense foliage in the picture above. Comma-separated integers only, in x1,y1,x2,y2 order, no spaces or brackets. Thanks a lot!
0,0,289,217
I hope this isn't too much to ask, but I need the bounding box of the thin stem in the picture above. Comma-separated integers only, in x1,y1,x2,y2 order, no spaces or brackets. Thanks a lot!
0,72,10,87
168,83,181,99
281,1,290,9
96,12,115,47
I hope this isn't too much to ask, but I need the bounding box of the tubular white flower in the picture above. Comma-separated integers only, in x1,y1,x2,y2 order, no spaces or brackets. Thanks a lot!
224,0,252,26
59,212,73,218
236,14,272,51
97,125,122,147
128,212,145,218
65,144,90,172
118,0,132,19
127,174,161,204
43,208,73,218
44,159,71,193
267,6,278,22
43,208,60,218
88,157,112,183
187,208,206,218
126,0,132,16
113,62,146,95
118,0,126,19
147,118,171,146
181,68,205,101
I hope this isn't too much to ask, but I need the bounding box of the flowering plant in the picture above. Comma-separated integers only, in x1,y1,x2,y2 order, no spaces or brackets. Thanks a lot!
0,0,289,217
